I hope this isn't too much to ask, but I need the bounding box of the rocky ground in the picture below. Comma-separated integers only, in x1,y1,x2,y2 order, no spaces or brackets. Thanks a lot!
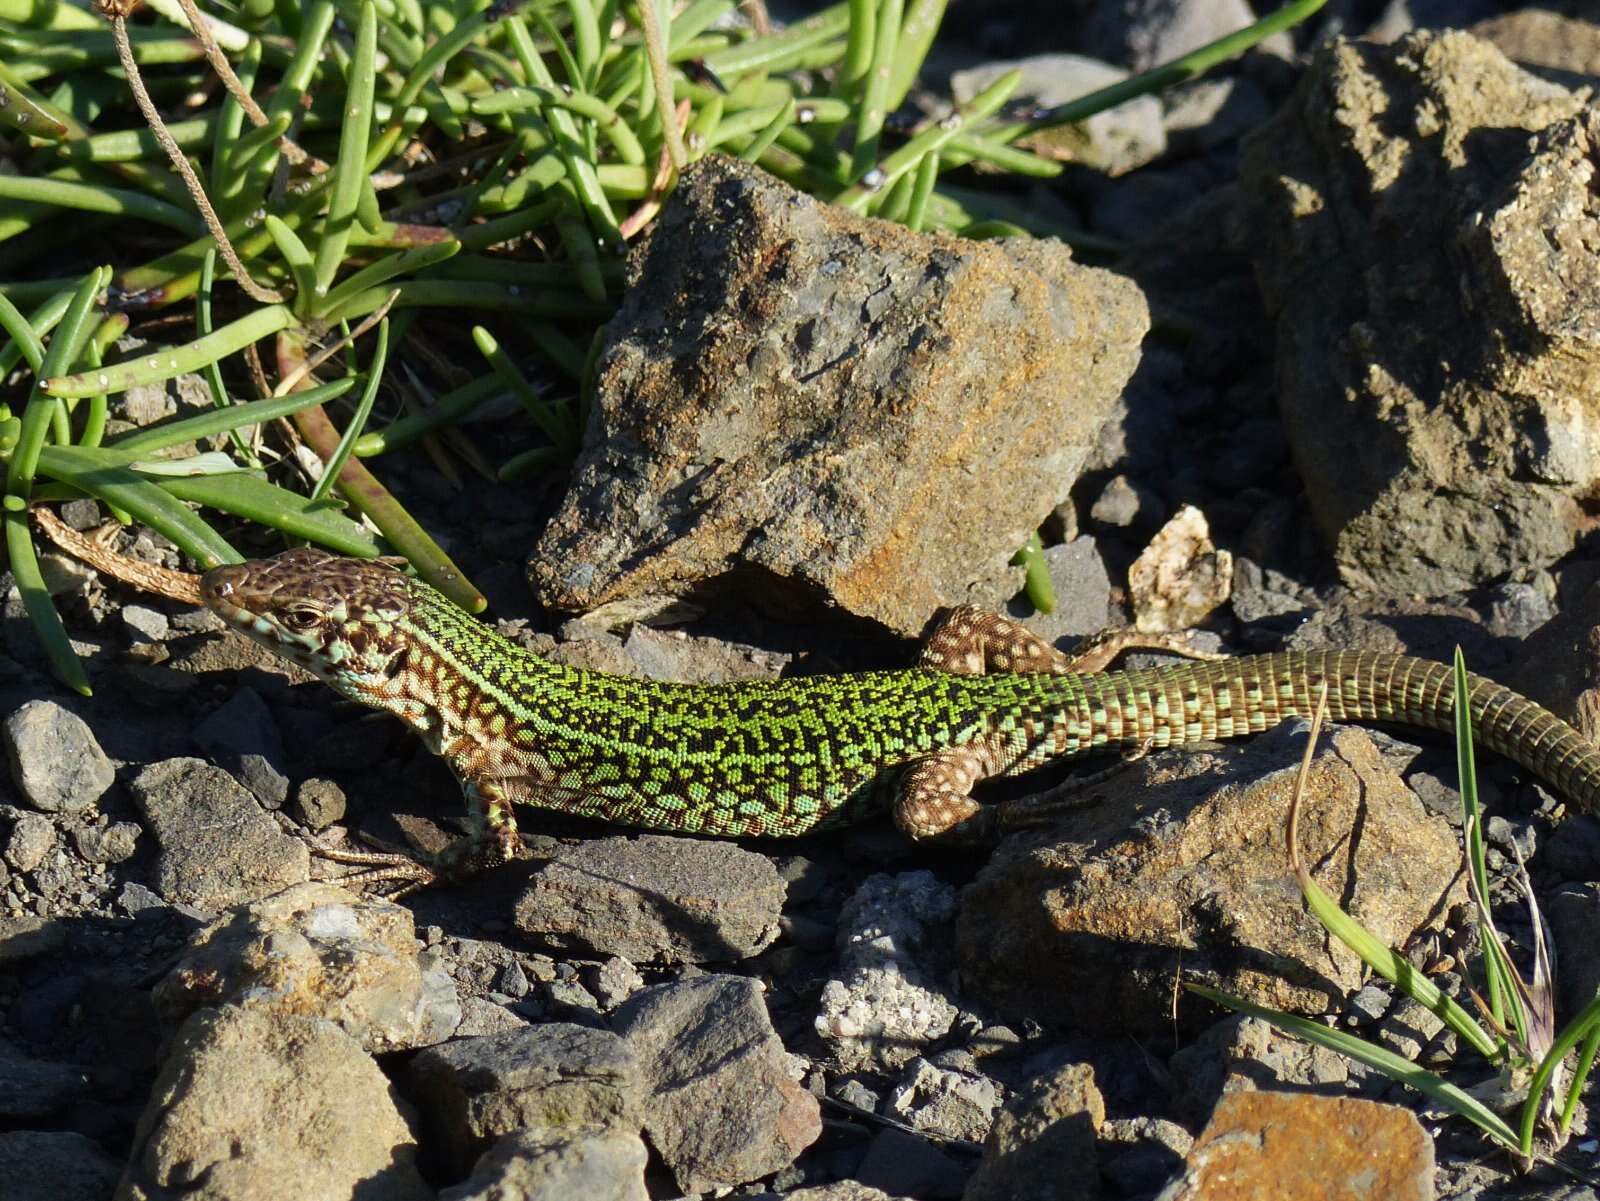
8,2,1600,1200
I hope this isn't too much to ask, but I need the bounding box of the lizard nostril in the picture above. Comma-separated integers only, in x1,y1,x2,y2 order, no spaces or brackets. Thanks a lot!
200,564,249,606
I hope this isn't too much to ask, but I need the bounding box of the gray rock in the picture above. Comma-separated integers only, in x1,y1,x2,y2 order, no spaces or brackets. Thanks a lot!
407,1024,640,1174
1473,9,1600,86
0,1041,90,1118
621,624,791,683
1372,0,1498,41
72,819,140,863
0,1131,121,1201
293,776,346,831
4,812,55,872
530,156,1149,636
118,1006,430,1201
1100,1117,1192,1196
750,1185,912,1201
1162,77,1271,156
122,604,170,643
1482,578,1557,639
154,882,461,1053
959,725,1463,1034
964,1061,1104,1201
3,700,114,814
1508,578,1600,743
1089,474,1162,531
950,54,1165,176
1239,32,1597,595
441,1128,649,1201
1547,884,1600,1020
128,757,309,910
1169,1015,1358,1125
884,1058,999,1143
0,915,66,962
613,974,821,1193
191,687,290,809
858,1127,969,1200
816,871,960,1072
1377,995,1449,1062
58,498,101,530
589,956,644,1009
514,834,784,963
1089,0,1268,71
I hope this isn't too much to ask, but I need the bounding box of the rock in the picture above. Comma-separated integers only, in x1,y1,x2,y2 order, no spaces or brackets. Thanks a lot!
816,871,960,1072
950,54,1165,175
122,604,170,643
530,156,1149,636
407,1024,640,1175
884,1058,999,1143
0,915,66,962
1239,31,1597,596
127,758,309,909
959,724,1463,1033
613,973,820,1193
621,624,791,683
73,819,140,863
1168,1015,1359,1126
3,700,114,814
1128,505,1231,633
191,687,290,809
513,834,784,963
0,1130,122,1201
1377,995,1449,1062
0,1040,91,1118
4,812,55,872
1162,77,1271,156
1088,0,1266,72
1481,578,1557,639
752,1184,913,1201
1371,0,1497,41
1100,1117,1192,1197
293,776,346,830
1157,1091,1434,1200
964,1060,1104,1201
1546,884,1600,1020
1473,10,1600,86
1508,579,1600,744
440,1128,649,1201
1089,474,1163,532
118,1006,430,1201
857,1127,970,1200
154,882,460,1053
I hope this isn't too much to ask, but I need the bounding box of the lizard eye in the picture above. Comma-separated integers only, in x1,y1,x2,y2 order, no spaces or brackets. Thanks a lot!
280,605,321,632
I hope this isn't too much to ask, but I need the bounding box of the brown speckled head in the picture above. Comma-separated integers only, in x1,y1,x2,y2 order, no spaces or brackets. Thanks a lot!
200,548,413,698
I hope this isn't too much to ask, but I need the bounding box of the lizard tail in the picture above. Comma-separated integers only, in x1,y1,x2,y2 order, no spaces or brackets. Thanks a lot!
1076,650,1600,813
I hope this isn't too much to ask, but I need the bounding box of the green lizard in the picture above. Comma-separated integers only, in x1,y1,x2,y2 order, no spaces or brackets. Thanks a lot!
201,547,1600,891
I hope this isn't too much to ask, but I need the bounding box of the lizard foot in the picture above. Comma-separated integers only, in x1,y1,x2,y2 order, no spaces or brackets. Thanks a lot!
302,829,442,900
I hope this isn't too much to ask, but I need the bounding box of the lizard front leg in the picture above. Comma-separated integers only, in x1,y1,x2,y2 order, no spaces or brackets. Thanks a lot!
307,774,528,898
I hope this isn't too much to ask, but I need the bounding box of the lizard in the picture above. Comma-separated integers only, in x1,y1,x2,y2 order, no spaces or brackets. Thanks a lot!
200,547,1600,892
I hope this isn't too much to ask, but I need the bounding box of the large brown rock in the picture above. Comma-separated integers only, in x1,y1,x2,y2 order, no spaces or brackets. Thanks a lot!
1240,31,1599,596
530,156,1148,635
957,724,1463,1034
1159,1091,1434,1201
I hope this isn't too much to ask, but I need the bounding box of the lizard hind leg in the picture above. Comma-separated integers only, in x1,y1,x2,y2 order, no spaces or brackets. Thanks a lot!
919,605,1072,676
920,604,1224,677
893,747,997,843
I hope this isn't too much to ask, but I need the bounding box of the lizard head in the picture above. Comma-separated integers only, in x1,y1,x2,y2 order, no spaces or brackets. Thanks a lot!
200,548,413,698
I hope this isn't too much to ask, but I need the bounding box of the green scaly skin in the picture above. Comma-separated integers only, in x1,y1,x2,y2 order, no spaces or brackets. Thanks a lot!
200,549,1600,885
